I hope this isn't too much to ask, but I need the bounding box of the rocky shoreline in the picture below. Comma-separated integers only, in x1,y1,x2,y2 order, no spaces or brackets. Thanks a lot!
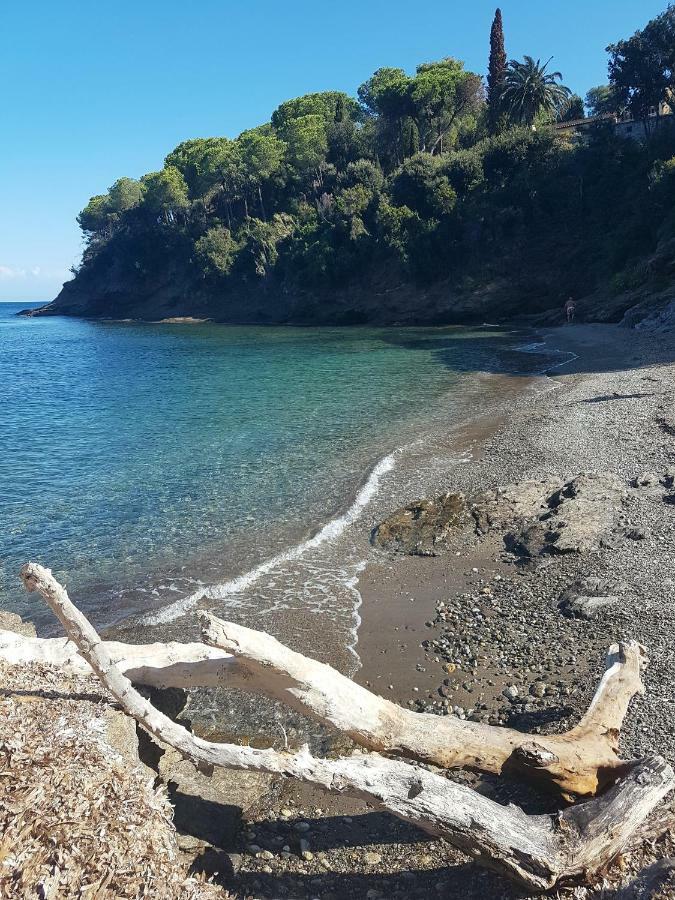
3,324,675,898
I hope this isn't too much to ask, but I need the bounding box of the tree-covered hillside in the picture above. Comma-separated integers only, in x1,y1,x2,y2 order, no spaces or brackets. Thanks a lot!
41,6,675,324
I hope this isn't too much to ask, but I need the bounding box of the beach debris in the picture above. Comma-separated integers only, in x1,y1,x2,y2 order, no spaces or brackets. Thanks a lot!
10,561,675,894
615,858,675,899
0,659,219,899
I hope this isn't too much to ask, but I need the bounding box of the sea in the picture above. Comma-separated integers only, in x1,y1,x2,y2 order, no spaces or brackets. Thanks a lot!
0,301,562,670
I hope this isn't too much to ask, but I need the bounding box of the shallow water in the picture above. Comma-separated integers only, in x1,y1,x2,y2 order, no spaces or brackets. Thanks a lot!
0,302,555,655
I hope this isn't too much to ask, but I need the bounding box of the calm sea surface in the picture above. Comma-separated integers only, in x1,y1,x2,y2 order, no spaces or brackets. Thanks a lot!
0,301,555,654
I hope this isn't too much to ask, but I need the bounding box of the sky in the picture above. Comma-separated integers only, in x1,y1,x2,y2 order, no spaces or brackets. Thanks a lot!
0,0,668,301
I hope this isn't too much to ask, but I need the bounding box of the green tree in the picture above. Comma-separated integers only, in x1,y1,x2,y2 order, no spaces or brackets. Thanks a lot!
165,138,233,197
358,67,412,119
281,114,329,174
77,195,112,237
502,56,571,126
487,8,507,133
108,177,143,213
411,58,483,154
403,119,421,157
194,226,240,276
585,85,622,118
141,167,190,223
608,8,674,135
271,92,361,130
389,153,457,218
441,147,484,193
559,94,586,122
237,126,286,219
195,139,249,221
77,178,142,239
243,213,296,277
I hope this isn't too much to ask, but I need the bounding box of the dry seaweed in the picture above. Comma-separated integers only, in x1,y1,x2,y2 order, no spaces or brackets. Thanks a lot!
0,661,222,899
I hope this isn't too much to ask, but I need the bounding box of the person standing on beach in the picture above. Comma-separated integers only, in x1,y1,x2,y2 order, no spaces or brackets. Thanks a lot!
565,298,576,323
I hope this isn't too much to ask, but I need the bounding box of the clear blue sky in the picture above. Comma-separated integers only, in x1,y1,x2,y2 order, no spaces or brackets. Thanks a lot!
1,0,667,301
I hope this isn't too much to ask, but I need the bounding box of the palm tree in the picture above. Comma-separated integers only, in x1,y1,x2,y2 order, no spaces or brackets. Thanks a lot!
502,56,571,126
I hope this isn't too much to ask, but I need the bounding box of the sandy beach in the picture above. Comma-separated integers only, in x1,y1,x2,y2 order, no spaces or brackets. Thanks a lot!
219,324,675,899
5,323,675,900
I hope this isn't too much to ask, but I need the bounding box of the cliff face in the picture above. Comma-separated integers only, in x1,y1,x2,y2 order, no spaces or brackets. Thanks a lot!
23,222,675,328
23,260,568,327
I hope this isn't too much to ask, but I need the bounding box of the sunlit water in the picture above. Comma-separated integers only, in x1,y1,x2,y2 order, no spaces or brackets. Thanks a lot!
0,302,557,662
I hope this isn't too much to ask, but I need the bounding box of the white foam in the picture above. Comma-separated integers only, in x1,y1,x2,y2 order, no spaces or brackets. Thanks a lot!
514,341,547,353
144,451,397,625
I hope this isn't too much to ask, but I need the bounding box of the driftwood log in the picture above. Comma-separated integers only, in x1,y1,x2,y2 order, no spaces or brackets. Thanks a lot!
10,562,675,891
3,580,649,797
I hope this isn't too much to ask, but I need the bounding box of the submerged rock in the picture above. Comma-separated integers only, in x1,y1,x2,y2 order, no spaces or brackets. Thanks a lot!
371,493,468,555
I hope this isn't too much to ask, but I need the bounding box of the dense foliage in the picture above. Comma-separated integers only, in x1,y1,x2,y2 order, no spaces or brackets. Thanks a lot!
70,5,675,322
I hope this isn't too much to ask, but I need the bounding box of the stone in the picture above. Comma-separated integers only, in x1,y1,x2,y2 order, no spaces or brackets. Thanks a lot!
632,472,660,488
0,611,36,638
558,576,620,620
364,852,382,865
561,594,620,619
159,747,273,852
470,479,560,535
508,473,627,557
371,493,469,555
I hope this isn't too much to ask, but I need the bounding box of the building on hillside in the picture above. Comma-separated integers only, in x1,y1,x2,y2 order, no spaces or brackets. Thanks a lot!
554,97,673,142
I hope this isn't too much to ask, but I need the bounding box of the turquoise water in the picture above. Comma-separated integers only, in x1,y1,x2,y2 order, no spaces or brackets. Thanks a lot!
0,302,547,644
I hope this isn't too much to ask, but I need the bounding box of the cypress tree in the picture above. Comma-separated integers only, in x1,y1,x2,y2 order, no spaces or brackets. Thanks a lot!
487,8,507,132
403,119,420,158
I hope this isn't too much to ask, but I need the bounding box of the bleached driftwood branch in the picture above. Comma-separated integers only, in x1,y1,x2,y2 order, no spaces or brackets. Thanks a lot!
15,562,675,892
0,628,241,688
201,614,645,797
2,593,646,796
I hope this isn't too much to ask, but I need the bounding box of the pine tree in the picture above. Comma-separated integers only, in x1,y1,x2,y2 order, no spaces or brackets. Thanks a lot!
487,8,507,133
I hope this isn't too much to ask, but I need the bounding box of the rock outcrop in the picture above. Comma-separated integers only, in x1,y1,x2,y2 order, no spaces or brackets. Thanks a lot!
373,473,628,559
507,473,628,557
371,493,469,555
558,576,621,620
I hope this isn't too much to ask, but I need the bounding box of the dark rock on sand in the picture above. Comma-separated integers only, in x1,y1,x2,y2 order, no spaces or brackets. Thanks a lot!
371,493,468,555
